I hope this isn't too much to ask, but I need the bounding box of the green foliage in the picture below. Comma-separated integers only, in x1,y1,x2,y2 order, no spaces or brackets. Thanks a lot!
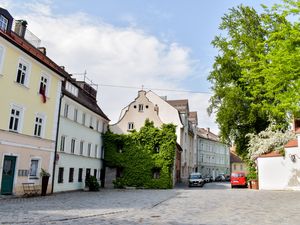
246,162,258,181
104,120,177,189
40,168,50,177
208,1,300,157
86,176,100,191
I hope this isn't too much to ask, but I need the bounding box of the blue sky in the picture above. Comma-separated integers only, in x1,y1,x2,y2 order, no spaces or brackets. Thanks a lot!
2,0,282,133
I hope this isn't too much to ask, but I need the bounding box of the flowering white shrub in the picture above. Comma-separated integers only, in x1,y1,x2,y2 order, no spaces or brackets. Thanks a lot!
247,124,295,160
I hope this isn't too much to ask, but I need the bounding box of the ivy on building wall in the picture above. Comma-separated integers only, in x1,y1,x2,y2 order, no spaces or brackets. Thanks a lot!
103,120,177,189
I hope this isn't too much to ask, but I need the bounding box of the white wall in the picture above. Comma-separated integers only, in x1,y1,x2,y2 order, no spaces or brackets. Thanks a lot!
258,147,300,191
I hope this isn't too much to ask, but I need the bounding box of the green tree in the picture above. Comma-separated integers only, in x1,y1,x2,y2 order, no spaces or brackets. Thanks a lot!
208,1,300,157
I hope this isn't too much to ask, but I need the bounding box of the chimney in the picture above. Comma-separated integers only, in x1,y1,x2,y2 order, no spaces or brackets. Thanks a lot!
14,20,28,38
207,127,210,133
37,47,46,55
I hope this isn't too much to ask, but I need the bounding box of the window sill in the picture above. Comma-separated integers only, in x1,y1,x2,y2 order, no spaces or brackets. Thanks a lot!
14,81,29,89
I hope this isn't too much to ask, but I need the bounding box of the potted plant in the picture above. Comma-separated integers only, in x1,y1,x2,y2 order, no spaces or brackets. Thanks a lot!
246,165,258,189
40,168,50,196
85,176,100,191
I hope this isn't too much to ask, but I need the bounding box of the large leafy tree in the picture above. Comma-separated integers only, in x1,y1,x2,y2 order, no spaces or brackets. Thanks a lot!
208,0,300,157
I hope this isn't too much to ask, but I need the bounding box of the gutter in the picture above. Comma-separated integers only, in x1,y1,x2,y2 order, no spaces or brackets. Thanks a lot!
51,92,64,194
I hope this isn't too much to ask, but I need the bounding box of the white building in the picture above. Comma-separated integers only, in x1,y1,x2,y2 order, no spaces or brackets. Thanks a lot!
53,79,109,192
197,128,230,179
110,90,197,183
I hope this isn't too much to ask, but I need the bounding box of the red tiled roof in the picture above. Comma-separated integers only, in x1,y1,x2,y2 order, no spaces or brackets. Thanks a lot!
285,139,298,148
197,128,219,141
230,152,244,163
258,151,283,158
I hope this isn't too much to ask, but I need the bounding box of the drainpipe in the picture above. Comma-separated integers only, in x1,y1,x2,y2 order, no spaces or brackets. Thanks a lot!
51,92,64,194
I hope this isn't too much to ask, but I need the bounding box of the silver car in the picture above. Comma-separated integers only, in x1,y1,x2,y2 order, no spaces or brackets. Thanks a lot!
188,173,204,187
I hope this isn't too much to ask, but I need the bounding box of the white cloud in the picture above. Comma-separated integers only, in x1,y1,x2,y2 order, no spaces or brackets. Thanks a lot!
5,0,218,134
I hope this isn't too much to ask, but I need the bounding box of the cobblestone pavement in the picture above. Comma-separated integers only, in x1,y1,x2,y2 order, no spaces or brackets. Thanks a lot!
1,182,300,225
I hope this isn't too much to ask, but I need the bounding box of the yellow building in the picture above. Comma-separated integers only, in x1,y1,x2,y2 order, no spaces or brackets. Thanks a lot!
0,8,67,195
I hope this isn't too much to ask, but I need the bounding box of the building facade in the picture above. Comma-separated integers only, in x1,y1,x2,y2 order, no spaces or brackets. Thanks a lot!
0,8,67,195
197,128,230,179
54,79,109,192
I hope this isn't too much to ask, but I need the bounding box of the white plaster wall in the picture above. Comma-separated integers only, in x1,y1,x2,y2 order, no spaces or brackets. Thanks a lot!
110,91,163,134
258,147,300,190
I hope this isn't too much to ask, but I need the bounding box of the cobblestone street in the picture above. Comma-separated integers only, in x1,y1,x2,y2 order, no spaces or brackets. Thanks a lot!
1,182,300,225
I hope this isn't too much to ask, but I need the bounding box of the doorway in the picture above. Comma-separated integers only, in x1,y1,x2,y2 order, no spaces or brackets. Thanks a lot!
1,156,17,195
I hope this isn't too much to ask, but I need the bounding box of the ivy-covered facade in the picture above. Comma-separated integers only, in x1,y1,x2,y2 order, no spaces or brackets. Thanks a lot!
103,120,177,189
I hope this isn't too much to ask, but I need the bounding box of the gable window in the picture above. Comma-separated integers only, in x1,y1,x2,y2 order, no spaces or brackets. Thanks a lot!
71,139,75,154
74,108,78,122
16,59,29,86
29,159,39,177
138,104,143,112
88,143,91,156
58,167,64,183
80,141,84,155
64,104,69,118
69,168,74,183
128,122,134,131
0,15,8,31
34,114,44,137
39,74,49,99
9,106,22,132
60,136,66,152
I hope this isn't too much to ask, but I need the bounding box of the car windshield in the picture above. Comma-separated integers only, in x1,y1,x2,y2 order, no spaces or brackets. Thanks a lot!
231,173,244,178
189,174,201,179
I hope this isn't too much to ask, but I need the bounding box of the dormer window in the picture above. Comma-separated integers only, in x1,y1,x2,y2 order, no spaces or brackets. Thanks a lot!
138,104,143,112
0,15,8,31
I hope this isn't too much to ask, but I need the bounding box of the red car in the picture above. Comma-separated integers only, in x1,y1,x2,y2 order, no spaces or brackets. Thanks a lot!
230,172,247,188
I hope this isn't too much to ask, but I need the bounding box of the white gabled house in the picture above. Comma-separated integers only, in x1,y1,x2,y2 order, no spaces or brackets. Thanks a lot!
257,119,300,190
53,78,109,192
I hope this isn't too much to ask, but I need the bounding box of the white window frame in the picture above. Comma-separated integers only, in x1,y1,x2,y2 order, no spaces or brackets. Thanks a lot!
39,73,51,97
9,104,23,133
87,143,91,157
128,122,134,131
29,158,40,178
94,144,98,158
64,103,69,118
74,108,78,122
89,115,93,128
60,135,66,152
0,15,8,31
138,104,144,112
80,140,84,155
82,113,86,125
16,58,30,87
71,138,76,154
34,113,45,138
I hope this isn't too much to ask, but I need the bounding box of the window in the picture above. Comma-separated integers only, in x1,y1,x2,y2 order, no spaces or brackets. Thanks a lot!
87,143,91,156
65,81,78,97
89,116,93,129
96,120,99,131
78,168,83,182
240,164,243,170
94,169,97,177
82,113,86,125
9,106,22,132
80,141,84,155
16,60,29,86
128,122,134,130
58,167,64,183
60,136,66,152
29,159,39,177
34,115,44,137
86,168,91,181
69,168,74,182
74,108,78,122
0,15,8,31
39,74,49,97
71,139,75,154
138,104,143,112
64,104,69,118
94,144,98,157
101,146,104,159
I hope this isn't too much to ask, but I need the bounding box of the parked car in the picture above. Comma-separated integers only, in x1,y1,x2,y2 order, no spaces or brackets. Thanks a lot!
225,174,231,181
188,172,205,187
204,175,213,183
230,172,247,188
215,175,225,182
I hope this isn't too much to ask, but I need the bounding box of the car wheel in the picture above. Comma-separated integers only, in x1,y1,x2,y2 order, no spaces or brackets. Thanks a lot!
231,185,234,188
